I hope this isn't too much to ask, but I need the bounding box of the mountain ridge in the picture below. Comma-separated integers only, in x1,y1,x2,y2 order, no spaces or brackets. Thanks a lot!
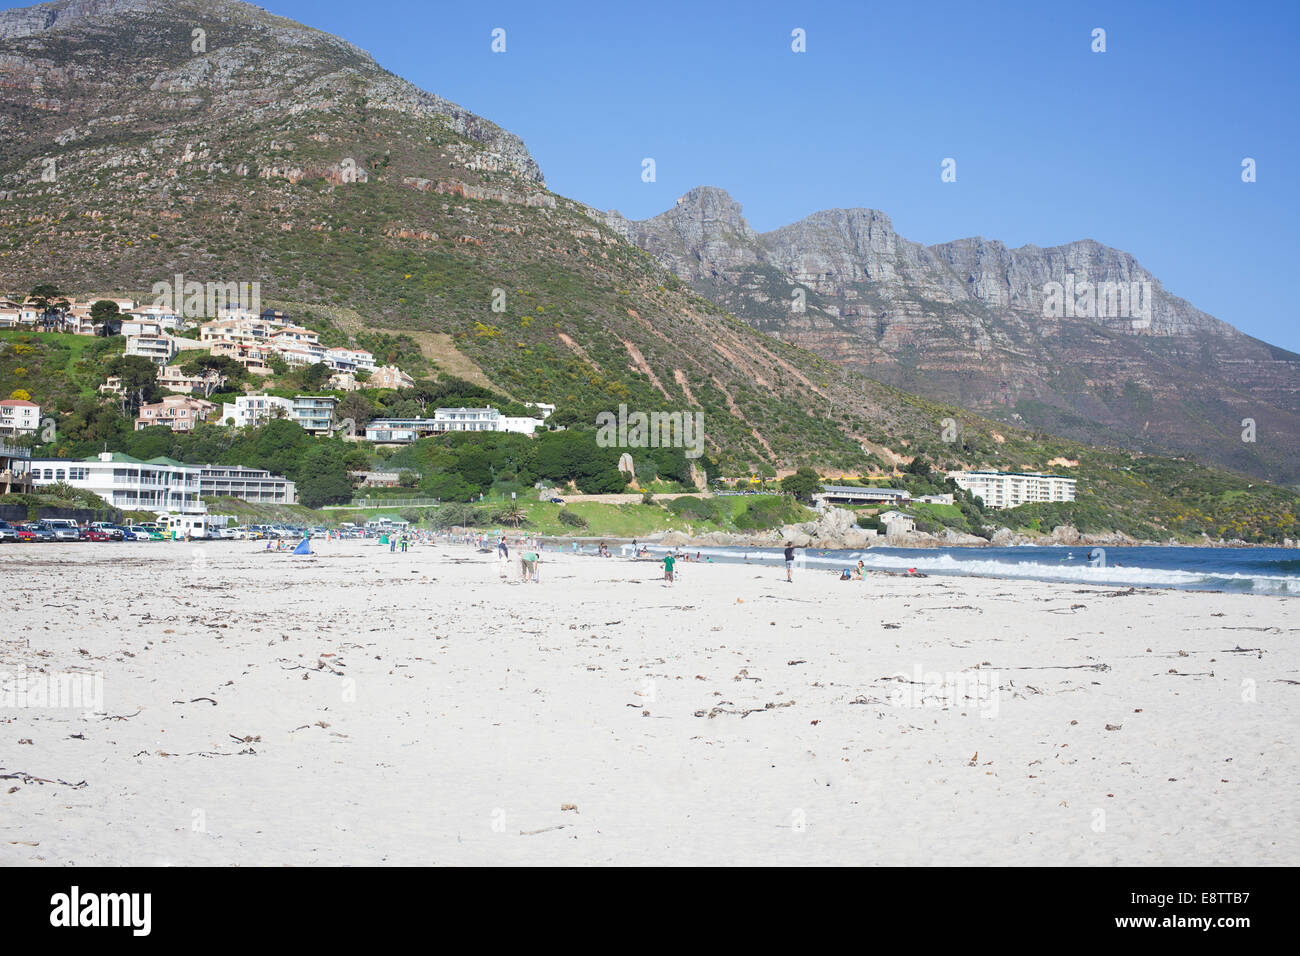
607,185,1300,484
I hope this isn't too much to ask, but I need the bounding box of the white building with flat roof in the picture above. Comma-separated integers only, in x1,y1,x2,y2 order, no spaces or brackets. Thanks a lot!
221,394,293,427
292,395,336,434
125,332,177,365
947,470,1077,509
30,452,205,513
199,464,296,504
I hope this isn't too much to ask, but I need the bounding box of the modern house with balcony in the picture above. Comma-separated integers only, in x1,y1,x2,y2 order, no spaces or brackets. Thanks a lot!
29,452,205,513
125,333,178,366
199,464,296,504
0,441,33,494
363,406,542,443
291,396,337,434
134,395,216,432
220,394,293,427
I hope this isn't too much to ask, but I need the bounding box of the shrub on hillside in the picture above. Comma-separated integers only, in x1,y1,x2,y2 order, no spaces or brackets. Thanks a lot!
667,495,722,523
734,496,810,531
431,503,484,529
557,508,587,529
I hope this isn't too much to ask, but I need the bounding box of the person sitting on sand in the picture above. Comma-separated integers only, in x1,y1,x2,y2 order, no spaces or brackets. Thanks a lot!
852,561,864,581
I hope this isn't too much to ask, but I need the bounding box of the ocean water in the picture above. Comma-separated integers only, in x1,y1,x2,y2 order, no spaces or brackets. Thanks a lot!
632,544,1300,596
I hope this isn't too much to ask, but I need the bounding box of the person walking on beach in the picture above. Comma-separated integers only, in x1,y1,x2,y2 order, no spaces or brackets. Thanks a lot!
663,552,675,587
497,537,509,579
784,541,796,583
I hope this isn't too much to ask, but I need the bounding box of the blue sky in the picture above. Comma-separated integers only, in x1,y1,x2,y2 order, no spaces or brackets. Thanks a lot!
264,0,1299,351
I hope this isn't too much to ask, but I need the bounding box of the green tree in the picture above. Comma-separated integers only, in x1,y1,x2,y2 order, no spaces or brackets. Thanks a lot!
104,354,162,413
90,299,122,336
336,392,375,430
28,283,70,332
780,466,823,502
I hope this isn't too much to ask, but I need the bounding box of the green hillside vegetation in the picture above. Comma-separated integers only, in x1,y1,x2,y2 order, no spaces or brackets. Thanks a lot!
323,493,816,539
1,0,1297,543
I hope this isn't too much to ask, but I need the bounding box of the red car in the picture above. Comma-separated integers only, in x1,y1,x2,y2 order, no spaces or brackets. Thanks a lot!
85,528,111,542
14,524,37,542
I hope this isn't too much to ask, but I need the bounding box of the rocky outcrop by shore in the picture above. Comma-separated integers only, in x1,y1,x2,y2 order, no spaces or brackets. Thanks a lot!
580,514,1294,551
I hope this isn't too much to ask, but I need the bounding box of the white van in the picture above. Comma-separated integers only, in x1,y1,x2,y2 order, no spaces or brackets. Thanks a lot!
156,513,209,539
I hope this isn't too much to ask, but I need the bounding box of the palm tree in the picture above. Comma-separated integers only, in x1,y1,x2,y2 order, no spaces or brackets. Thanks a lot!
497,502,527,527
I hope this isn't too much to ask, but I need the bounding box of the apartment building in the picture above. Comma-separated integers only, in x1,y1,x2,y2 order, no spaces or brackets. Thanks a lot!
220,394,293,427
134,395,216,432
291,395,337,434
218,394,336,433
30,452,205,513
125,332,178,366
199,464,296,504
946,470,1078,509
0,398,41,436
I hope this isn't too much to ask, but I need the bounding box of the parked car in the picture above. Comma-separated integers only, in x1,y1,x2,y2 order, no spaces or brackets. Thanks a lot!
215,527,237,540
40,519,82,541
85,528,111,542
130,524,164,541
0,519,18,542
13,523,37,542
24,523,55,542
90,522,125,541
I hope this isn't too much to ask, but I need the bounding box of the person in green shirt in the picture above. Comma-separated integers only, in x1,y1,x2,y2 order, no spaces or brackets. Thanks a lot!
521,550,540,582
663,552,675,586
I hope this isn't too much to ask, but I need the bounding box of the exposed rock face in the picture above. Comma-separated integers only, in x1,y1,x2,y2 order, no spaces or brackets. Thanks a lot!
0,0,544,185
617,188,1300,485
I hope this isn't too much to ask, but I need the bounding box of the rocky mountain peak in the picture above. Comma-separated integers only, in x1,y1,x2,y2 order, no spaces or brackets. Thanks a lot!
0,0,545,184
614,188,1300,484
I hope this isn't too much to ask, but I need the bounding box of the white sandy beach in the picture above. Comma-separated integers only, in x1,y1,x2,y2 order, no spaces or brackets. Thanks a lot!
2,539,1297,866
